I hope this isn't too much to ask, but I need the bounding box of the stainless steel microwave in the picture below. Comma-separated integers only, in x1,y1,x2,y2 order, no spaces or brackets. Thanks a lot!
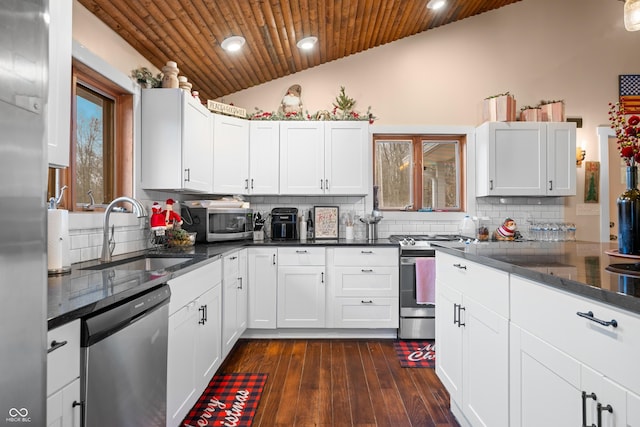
182,207,253,242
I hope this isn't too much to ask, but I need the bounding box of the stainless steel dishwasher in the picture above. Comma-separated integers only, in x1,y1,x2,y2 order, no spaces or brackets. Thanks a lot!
80,284,171,427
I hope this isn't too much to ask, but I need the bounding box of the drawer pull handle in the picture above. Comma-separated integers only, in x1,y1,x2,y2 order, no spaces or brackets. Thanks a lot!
453,263,467,270
229,256,238,260
597,403,613,426
361,268,373,273
361,250,373,254
361,300,373,304
47,340,68,353
295,250,308,254
582,391,597,427
576,311,618,328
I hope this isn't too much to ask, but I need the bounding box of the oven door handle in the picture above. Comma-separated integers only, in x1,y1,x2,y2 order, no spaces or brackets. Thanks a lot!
401,257,417,265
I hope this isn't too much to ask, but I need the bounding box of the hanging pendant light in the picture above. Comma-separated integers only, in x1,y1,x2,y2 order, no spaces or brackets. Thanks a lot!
625,0,640,31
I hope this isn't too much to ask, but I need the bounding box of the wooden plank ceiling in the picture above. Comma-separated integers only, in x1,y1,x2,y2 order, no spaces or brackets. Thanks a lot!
79,0,521,101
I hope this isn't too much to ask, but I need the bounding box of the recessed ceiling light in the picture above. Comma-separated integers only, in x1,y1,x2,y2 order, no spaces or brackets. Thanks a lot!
296,36,318,50
427,0,446,10
221,36,246,52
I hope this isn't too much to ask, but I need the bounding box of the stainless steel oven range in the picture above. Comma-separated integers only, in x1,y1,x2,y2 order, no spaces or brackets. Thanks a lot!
391,234,462,339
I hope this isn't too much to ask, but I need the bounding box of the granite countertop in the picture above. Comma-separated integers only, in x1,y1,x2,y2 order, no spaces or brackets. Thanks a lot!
433,240,640,316
47,238,396,329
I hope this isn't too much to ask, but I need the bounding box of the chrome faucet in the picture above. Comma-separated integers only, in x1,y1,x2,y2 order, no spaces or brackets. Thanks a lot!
100,197,148,263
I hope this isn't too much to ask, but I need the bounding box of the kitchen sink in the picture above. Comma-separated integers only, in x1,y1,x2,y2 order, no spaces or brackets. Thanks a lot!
82,254,197,271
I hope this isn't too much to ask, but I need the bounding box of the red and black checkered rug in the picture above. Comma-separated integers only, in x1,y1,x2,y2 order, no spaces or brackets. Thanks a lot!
393,340,436,368
181,373,267,427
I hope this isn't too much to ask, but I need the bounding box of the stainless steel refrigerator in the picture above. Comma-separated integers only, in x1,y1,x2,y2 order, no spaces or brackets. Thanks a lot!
0,0,48,424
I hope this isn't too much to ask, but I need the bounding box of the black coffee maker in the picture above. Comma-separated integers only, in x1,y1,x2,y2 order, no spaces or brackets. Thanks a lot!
271,207,298,240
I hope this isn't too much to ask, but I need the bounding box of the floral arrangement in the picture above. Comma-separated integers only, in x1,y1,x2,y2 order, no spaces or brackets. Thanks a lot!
609,101,640,165
130,67,163,88
248,86,376,123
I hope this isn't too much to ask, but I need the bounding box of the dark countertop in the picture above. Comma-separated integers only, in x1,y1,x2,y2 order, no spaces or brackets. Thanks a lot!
433,240,640,316
47,238,396,329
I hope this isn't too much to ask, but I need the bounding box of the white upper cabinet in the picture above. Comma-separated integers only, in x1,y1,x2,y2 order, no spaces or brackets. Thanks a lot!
47,0,72,168
325,121,369,195
248,121,280,195
280,121,326,195
141,89,213,192
212,114,250,194
476,122,576,196
280,121,369,195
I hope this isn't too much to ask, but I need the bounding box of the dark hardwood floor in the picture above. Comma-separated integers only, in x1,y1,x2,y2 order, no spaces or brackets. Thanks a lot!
217,339,460,427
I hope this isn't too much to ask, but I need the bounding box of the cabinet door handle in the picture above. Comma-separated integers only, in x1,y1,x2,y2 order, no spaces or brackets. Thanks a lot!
325,179,329,190
576,311,618,328
453,303,459,326
597,403,613,427
245,179,249,190
453,263,467,270
458,305,466,327
273,254,276,265
237,277,243,289
72,400,85,424
320,179,324,190
251,179,254,189
581,391,597,427
489,179,494,190
321,272,324,283
549,180,553,191
361,268,373,273
361,300,373,304
199,304,207,325
184,168,191,182
47,340,68,353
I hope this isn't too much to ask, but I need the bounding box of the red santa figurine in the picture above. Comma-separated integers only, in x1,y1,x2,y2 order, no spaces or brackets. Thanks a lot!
164,199,183,229
150,202,166,230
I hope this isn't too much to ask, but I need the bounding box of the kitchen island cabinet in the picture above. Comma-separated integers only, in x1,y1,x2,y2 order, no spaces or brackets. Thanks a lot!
141,88,213,192
510,274,640,427
166,259,222,427
476,122,576,196
435,251,509,427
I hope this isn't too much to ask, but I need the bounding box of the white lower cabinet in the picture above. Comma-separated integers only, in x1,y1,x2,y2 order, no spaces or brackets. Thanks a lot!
327,247,399,328
277,247,326,327
435,252,509,427
47,320,81,427
167,260,222,427
510,274,640,427
247,248,278,328
222,249,248,358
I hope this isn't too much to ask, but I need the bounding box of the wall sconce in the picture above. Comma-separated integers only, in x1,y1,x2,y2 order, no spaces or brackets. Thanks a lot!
625,0,640,31
576,143,586,166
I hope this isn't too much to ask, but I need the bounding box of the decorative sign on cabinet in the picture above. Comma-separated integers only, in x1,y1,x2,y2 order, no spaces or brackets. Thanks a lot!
476,122,576,196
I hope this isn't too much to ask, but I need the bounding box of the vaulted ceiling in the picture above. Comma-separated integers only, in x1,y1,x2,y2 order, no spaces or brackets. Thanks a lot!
78,0,522,101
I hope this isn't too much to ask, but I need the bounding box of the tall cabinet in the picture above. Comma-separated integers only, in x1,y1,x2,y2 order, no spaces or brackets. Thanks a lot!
476,122,576,196
141,89,213,192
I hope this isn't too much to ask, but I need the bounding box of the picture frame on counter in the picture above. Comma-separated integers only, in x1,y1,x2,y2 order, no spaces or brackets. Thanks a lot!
313,206,339,239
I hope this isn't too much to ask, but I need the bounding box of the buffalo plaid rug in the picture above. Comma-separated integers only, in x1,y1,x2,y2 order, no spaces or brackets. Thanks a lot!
181,373,267,427
393,340,436,368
